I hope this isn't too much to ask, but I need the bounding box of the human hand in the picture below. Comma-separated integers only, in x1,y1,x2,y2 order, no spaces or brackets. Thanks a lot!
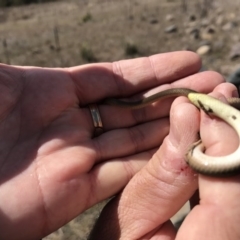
89,82,240,240
0,51,223,239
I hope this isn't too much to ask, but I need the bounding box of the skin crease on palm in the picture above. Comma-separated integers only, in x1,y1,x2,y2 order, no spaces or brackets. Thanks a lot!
0,51,238,240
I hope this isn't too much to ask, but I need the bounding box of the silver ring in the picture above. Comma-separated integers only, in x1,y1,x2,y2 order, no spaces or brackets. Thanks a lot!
88,104,104,137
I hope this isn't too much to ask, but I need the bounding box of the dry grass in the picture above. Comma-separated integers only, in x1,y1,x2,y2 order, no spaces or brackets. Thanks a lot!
1,0,240,239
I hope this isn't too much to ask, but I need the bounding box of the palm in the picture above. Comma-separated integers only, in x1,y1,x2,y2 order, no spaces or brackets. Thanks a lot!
0,66,98,237
0,62,169,239
0,52,214,239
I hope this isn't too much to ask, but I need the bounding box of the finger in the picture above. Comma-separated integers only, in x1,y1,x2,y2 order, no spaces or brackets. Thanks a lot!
201,83,239,158
90,118,169,162
88,148,157,207
95,72,226,159
211,82,239,99
88,97,199,239
35,148,158,237
41,118,168,184
177,83,240,240
69,51,201,105
97,71,225,130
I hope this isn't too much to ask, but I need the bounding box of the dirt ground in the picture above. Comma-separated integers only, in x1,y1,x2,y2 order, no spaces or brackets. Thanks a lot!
1,0,240,239
1,0,240,74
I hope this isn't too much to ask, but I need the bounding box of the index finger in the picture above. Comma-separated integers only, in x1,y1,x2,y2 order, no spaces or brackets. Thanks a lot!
68,51,201,105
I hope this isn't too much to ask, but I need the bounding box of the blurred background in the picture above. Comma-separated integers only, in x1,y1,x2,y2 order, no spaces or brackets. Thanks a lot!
1,0,240,76
1,0,240,239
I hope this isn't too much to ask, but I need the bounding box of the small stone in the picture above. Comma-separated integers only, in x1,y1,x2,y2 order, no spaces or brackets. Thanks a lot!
196,45,211,55
201,32,213,41
186,28,200,39
206,26,215,34
229,43,240,60
189,14,196,21
216,15,224,25
199,40,211,46
222,22,236,31
185,21,198,28
228,12,236,20
150,19,158,24
164,25,177,33
165,14,174,21
201,19,210,27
